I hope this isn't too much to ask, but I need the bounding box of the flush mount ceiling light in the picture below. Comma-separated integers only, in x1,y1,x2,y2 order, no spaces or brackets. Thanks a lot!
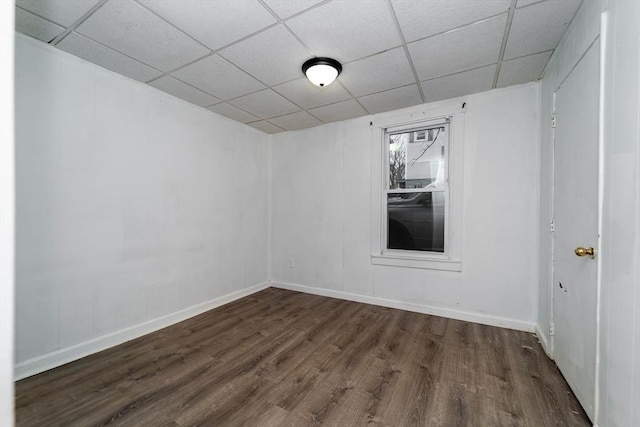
302,57,342,87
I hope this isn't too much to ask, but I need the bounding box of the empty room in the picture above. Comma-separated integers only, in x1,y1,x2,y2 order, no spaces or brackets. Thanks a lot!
1,0,639,425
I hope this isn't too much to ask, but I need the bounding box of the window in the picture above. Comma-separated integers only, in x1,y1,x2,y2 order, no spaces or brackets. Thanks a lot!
370,105,464,271
387,122,448,252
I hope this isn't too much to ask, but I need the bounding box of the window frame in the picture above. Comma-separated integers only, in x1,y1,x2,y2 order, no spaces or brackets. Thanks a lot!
370,104,465,271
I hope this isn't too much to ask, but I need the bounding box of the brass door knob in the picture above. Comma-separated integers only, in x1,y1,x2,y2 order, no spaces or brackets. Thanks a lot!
575,247,596,259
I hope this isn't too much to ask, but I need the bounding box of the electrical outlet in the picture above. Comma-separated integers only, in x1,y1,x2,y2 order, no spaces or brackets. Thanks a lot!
288,258,295,268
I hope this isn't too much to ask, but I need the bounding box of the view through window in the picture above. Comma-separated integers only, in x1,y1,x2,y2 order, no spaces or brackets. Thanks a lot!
386,122,449,252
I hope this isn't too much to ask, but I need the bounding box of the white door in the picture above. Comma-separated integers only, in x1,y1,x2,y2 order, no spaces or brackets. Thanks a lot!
552,40,600,421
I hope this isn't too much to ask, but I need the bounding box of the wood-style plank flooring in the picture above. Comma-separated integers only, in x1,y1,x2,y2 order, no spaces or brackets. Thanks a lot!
15,288,590,426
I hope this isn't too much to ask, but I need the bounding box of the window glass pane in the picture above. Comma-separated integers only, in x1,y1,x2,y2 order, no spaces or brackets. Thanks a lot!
387,192,445,252
388,124,447,189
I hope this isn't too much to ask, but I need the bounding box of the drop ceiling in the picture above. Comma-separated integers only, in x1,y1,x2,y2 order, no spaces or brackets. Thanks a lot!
15,0,581,134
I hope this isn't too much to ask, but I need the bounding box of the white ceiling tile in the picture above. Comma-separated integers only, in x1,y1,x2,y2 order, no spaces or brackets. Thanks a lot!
138,0,276,51
58,32,163,83
420,65,496,102
408,14,506,81
308,99,367,123
15,8,64,42
171,55,265,100
230,89,300,119
262,0,325,19
220,26,311,86
287,0,402,62
247,121,286,134
391,0,511,42
358,84,423,114
76,0,210,72
207,103,259,124
273,78,351,110
148,75,221,107
497,50,552,87
340,47,415,97
17,0,100,27
269,111,323,131
504,0,581,60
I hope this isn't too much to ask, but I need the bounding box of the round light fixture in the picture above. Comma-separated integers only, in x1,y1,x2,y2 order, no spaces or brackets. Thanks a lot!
302,57,342,87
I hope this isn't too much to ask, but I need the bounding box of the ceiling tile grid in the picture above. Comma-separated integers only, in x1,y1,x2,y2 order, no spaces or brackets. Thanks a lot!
340,47,415,97
269,111,323,131
391,0,511,42
137,0,276,51
230,89,300,119
15,7,65,43
358,84,423,114
170,54,266,100
75,0,210,72
308,99,368,123
517,0,545,7
247,120,286,134
285,0,402,63
262,0,326,20
504,0,582,60
219,26,311,87
408,14,507,82
207,103,260,124
497,50,554,88
17,0,101,27
420,65,497,103
58,32,164,83
15,0,583,133
273,78,352,110
148,75,221,107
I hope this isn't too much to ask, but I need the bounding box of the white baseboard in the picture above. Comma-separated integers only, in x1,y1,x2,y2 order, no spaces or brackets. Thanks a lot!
271,281,535,333
535,324,554,359
14,282,270,381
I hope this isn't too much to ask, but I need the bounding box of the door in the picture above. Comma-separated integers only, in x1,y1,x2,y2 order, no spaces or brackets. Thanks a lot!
552,39,600,421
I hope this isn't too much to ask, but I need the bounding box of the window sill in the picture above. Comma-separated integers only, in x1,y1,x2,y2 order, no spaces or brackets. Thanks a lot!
371,253,462,271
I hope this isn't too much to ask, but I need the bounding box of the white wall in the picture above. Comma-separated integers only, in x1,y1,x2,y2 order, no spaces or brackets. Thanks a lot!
598,1,640,425
14,34,269,379
270,83,541,330
0,1,15,425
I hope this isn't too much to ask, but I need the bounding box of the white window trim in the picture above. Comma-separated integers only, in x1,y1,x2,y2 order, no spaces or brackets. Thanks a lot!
370,103,465,271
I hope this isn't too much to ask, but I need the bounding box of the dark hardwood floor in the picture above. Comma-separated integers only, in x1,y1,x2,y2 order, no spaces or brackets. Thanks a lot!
15,288,590,426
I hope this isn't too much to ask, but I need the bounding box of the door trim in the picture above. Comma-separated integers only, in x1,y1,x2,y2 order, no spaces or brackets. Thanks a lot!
593,10,608,423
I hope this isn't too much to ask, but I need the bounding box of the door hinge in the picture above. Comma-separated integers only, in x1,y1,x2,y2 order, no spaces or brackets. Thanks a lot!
549,322,555,336
550,218,555,233
551,113,557,128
